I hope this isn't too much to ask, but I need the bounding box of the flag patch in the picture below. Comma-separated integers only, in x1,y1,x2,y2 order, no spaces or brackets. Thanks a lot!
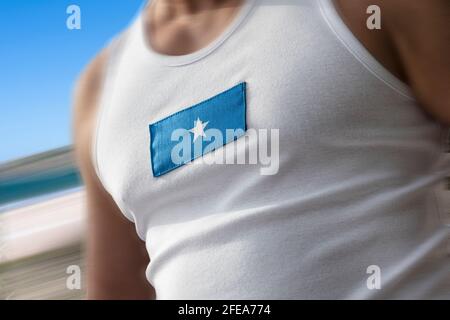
149,82,247,177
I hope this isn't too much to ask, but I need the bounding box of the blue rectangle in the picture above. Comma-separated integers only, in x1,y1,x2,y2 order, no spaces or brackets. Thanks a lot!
149,82,247,177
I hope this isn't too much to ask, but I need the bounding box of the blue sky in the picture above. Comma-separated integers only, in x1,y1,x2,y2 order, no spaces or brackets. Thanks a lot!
0,0,144,163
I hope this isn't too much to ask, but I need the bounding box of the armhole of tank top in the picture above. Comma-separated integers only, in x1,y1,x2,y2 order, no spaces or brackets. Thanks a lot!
317,0,415,101
90,30,147,239
91,32,126,195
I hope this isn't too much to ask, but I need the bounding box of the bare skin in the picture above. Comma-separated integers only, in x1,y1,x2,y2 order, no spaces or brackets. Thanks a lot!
334,0,450,123
73,0,450,299
73,50,155,300
145,0,245,55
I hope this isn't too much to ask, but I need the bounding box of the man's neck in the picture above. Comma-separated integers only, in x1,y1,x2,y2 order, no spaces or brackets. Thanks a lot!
151,0,227,15
144,0,245,56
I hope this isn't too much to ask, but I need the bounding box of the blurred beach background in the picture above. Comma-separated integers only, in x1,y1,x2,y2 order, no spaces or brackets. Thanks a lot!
0,0,143,300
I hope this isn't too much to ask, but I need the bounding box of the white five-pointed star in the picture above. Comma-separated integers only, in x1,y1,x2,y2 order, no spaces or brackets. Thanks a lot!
189,117,209,142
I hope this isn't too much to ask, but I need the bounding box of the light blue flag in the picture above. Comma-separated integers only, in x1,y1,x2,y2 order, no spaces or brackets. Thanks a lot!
149,82,247,177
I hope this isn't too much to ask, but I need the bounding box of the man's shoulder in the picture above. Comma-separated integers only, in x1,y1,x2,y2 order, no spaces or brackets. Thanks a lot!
73,27,131,124
72,48,109,174
334,0,448,29
73,48,109,123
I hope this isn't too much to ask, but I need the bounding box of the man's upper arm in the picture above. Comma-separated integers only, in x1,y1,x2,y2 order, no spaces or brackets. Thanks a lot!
384,0,450,123
72,50,155,300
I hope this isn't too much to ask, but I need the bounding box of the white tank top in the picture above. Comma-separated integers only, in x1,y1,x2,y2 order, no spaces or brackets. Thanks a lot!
93,0,450,299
